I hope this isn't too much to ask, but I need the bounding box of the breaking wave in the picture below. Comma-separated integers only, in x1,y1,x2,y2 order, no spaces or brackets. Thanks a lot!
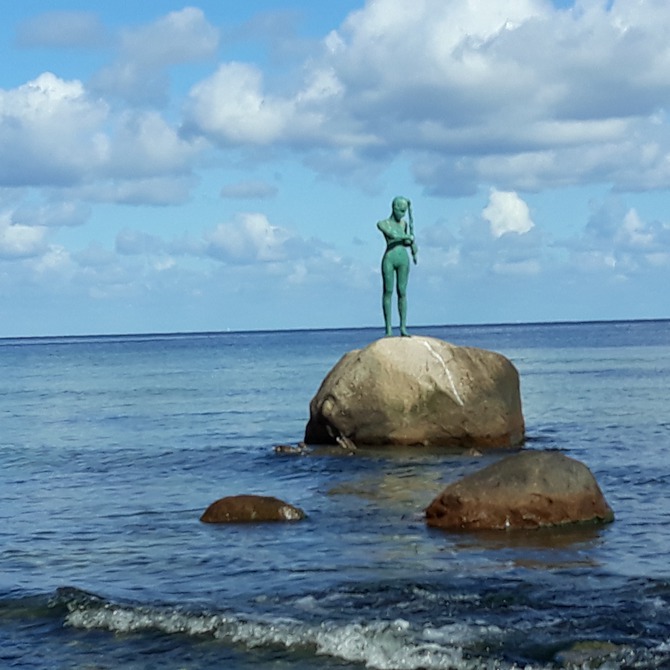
37,584,670,670
50,587,510,670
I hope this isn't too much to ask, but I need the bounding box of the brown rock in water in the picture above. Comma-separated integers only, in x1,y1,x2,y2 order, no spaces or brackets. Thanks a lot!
425,450,614,530
304,336,524,449
200,495,305,523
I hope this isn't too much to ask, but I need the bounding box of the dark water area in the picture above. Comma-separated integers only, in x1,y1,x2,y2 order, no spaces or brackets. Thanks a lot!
1,320,669,669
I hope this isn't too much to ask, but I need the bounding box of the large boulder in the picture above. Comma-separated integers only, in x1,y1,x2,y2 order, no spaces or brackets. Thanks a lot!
304,336,524,449
425,450,614,530
200,495,305,523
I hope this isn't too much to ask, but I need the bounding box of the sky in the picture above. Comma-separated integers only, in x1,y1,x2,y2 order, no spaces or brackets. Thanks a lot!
1,0,669,337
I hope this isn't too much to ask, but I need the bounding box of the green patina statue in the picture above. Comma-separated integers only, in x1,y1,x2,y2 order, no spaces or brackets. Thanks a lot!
377,196,417,337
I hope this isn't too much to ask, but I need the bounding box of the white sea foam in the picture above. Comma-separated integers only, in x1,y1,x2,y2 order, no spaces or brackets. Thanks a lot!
422,622,504,646
64,600,518,670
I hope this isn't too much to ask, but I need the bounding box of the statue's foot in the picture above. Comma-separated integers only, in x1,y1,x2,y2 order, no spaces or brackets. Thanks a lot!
400,329,410,337
384,330,393,337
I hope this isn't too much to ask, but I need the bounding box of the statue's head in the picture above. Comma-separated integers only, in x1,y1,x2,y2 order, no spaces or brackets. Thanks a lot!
391,196,409,220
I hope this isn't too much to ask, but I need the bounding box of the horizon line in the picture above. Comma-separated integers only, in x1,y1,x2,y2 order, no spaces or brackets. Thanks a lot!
1,317,668,343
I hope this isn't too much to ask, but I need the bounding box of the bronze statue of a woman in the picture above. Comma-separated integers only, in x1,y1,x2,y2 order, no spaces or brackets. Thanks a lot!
377,196,417,337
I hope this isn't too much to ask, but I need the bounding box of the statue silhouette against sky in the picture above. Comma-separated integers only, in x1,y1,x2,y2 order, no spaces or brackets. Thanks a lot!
377,196,417,337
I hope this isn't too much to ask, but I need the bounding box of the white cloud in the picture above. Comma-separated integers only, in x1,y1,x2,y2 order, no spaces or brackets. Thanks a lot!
184,63,295,145
620,209,655,248
182,0,670,193
482,189,534,238
11,200,90,227
0,213,47,259
205,213,294,263
562,195,670,274
107,110,202,178
32,245,74,275
76,176,197,206
183,59,351,148
0,68,201,198
0,72,108,187
121,7,219,67
92,7,219,105
110,212,350,296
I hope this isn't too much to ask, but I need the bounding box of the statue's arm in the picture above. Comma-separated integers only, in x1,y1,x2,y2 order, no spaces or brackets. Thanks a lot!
377,219,413,243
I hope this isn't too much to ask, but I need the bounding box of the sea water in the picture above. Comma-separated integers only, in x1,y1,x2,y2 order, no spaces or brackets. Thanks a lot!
1,321,670,669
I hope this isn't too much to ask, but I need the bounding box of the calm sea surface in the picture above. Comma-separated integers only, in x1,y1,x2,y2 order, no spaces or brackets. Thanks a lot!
1,321,669,669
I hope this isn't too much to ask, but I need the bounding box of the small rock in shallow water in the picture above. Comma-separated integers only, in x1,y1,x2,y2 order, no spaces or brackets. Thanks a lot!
555,640,625,667
273,442,308,455
425,450,614,531
200,494,306,523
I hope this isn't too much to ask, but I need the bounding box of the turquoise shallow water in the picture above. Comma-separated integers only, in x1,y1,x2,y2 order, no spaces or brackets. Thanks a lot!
1,321,670,669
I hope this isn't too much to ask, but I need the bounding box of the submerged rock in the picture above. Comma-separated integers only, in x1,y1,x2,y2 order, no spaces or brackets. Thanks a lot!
554,640,625,667
425,450,614,531
304,336,524,449
274,442,308,455
200,495,305,523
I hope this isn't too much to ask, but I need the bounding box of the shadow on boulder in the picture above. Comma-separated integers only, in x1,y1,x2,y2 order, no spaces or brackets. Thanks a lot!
425,450,614,531
200,494,306,524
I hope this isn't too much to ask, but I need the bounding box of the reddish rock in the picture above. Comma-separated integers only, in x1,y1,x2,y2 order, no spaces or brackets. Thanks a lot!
200,495,305,524
425,451,614,530
305,336,524,449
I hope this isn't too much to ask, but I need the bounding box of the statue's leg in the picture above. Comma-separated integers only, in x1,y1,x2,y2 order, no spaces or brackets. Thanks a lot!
381,255,395,336
397,260,410,336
